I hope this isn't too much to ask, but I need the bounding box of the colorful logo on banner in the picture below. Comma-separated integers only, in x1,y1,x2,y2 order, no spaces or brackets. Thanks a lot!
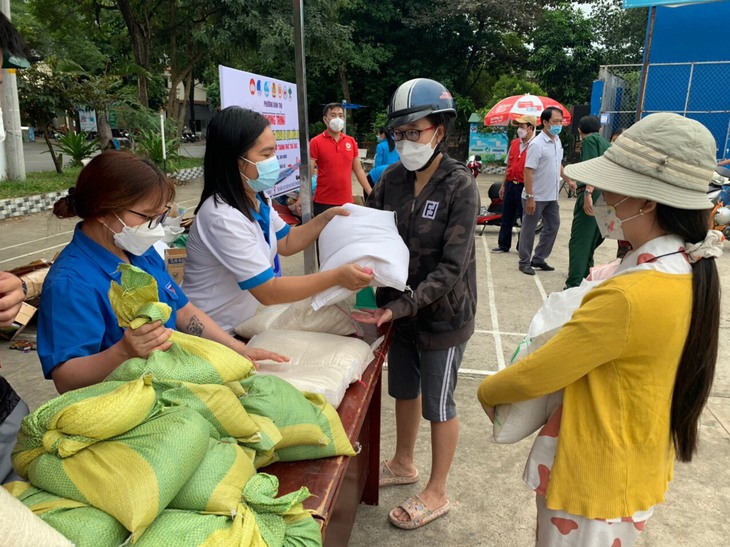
220,65,301,197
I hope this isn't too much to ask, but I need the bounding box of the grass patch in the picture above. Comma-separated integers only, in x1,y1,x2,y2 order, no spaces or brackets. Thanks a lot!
0,157,203,200
0,167,82,200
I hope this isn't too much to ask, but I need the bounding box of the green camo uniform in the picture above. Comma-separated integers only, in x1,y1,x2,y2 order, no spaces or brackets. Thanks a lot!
565,133,611,288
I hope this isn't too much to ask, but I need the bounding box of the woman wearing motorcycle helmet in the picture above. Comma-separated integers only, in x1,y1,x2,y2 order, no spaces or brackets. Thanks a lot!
354,78,480,529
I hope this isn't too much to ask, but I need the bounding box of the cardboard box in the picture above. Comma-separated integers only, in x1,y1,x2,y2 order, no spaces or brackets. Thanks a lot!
165,248,187,286
0,302,37,341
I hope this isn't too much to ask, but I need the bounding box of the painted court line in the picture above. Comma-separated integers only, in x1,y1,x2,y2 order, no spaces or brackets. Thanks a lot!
0,243,68,265
474,328,526,337
480,237,506,370
0,230,74,253
533,271,548,301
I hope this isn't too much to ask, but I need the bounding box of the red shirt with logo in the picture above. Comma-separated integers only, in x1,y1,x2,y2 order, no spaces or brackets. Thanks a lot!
505,137,532,183
310,131,359,205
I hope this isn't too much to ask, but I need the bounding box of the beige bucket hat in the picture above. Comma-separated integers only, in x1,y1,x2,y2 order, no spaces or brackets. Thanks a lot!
564,112,717,210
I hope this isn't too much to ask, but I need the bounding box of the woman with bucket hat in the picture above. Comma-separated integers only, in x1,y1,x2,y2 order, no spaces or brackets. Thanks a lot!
354,78,480,529
478,112,722,545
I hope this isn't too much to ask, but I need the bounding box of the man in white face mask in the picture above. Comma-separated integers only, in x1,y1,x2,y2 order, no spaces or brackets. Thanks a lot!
306,103,372,217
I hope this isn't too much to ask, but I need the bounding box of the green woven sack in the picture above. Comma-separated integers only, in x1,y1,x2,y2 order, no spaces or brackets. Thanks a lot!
159,382,260,443
12,376,157,478
4,482,129,547
242,473,321,547
276,392,355,462
25,406,211,540
239,376,328,449
106,264,255,385
168,437,256,514
136,505,267,546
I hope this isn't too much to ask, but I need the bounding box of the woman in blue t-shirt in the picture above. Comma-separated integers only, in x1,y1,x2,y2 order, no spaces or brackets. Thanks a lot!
367,126,400,187
38,152,285,394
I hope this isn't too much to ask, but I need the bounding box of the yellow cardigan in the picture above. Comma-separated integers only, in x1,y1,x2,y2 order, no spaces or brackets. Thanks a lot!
478,270,692,519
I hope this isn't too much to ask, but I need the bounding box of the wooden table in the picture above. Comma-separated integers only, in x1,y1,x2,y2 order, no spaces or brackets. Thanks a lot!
266,328,391,546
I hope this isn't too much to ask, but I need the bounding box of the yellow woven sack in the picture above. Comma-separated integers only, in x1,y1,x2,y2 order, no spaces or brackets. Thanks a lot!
241,473,321,547
159,382,260,443
4,482,129,547
239,376,328,450
24,406,211,540
136,504,266,547
276,392,356,462
107,264,255,384
0,484,73,547
168,437,256,515
12,376,157,477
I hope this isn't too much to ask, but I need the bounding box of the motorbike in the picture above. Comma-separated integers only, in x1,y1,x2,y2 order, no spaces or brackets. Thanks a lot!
466,155,483,178
477,182,542,236
181,127,198,143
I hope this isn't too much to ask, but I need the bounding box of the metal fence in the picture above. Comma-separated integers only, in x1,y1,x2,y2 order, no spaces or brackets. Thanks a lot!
598,62,730,159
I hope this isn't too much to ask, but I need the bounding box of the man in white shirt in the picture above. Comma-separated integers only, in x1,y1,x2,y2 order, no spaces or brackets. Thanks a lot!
518,107,572,276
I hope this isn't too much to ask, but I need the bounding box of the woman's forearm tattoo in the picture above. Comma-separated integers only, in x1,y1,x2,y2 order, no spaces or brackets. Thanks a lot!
185,315,205,337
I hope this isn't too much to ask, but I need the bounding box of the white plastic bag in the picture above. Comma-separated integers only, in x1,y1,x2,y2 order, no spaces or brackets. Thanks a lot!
313,203,409,310
493,281,601,443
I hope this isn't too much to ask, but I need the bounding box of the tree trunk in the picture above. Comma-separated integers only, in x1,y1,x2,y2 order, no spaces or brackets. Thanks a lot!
117,0,150,108
44,123,62,174
176,72,193,134
338,64,351,103
97,110,114,150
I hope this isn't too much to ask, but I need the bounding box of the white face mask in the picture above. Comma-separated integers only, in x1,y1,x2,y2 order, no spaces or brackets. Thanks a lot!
395,131,439,171
328,117,345,132
106,215,165,256
517,127,528,139
592,195,643,240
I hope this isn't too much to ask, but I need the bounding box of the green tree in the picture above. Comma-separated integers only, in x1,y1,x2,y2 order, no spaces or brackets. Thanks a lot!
590,0,648,65
530,4,601,106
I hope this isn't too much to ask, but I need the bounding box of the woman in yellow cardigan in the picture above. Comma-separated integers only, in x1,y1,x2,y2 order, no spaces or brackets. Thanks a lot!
478,112,722,547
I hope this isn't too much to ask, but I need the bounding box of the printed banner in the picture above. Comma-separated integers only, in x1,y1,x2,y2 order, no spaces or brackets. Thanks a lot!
79,109,97,132
219,65,300,197
469,124,508,163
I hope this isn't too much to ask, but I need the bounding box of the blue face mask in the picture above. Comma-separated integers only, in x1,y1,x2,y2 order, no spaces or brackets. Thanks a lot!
241,155,280,193
549,125,562,136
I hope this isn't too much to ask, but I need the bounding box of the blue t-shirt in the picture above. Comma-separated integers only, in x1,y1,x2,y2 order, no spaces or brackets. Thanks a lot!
369,139,400,184
38,223,188,378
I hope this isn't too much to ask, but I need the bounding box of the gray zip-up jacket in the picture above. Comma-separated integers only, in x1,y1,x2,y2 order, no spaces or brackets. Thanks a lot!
368,154,480,350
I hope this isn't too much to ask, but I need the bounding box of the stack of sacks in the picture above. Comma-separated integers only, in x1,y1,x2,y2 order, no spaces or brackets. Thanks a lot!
234,297,363,339
7,264,358,545
247,330,378,408
11,376,212,540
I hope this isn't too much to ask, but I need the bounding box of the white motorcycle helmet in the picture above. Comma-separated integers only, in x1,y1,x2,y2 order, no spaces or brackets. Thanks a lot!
714,206,730,226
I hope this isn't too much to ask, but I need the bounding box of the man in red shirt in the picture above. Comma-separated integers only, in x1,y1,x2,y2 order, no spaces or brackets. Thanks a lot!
309,103,372,216
492,114,536,253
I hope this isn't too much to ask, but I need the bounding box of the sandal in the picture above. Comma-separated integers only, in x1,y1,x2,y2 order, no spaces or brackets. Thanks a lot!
379,460,419,487
388,495,451,530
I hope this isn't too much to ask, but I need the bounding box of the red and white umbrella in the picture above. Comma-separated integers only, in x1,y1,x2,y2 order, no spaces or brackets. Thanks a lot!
483,94,571,126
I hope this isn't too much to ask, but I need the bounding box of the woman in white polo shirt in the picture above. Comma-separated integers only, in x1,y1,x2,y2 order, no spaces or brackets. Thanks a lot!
184,106,373,333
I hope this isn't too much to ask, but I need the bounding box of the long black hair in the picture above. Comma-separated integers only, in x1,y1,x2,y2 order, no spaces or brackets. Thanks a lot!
656,204,720,462
196,106,270,220
379,126,395,153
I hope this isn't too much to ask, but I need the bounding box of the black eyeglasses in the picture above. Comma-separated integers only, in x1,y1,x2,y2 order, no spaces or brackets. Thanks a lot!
392,126,437,142
127,205,171,229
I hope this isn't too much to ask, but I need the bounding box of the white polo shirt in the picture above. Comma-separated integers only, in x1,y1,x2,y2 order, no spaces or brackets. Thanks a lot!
523,130,563,202
183,194,290,333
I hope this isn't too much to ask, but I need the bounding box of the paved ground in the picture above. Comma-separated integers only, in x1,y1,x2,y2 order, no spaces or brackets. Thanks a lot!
1,170,728,546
